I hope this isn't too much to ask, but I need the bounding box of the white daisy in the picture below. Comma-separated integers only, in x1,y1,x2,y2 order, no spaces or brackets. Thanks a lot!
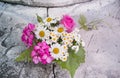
54,25,66,36
60,51,69,62
51,36,59,43
50,32,57,38
49,31,59,42
81,41,85,47
45,17,53,22
62,37,73,46
60,56,68,62
62,51,69,57
62,45,68,50
71,46,79,53
57,26,65,33
44,17,57,26
50,43,63,60
61,32,69,37
45,39,52,45
74,34,81,44
71,28,81,44
55,16,61,21
61,32,74,40
34,26,49,40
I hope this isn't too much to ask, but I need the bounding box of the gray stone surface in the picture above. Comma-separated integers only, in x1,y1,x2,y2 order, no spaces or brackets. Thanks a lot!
48,0,120,78
0,3,51,78
0,0,120,78
0,0,90,7
74,17,120,78
49,0,120,18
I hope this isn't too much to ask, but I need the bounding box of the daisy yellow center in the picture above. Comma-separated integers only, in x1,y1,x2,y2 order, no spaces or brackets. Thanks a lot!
47,17,52,22
70,40,72,42
52,37,57,41
65,42,69,45
64,46,67,49
39,30,45,37
63,38,67,40
63,58,67,61
65,33,67,36
62,57,67,61
53,48,59,54
57,27,64,33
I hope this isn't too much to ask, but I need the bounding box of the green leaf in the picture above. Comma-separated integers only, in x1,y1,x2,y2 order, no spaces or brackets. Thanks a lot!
78,15,88,31
50,21,59,27
79,15,86,25
37,14,43,23
56,46,85,78
15,48,33,62
82,25,88,31
92,25,97,30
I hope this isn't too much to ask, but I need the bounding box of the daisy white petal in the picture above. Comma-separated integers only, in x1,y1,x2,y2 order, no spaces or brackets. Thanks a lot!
50,44,63,60
34,26,49,40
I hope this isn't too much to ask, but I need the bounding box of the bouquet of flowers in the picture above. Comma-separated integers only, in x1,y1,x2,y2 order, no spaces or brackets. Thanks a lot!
16,15,85,78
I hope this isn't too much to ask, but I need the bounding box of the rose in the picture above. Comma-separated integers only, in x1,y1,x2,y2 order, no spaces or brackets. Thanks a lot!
60,15,76,33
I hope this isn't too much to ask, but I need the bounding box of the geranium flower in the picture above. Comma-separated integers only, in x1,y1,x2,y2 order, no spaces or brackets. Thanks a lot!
31,41,54,64
21,23,35,47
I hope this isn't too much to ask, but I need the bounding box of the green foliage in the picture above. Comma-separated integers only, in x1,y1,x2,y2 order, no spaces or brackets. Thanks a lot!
72,39,77,45
79,15,87,25
78,14,101,31
87,19,101,30
57,37,62,44
50,21,59,27
78,15,88,31
37,14,43,23
15,48,33,62
55,46,85,78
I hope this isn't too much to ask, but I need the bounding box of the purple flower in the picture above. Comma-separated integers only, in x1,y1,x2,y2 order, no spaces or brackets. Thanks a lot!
21,23,35,47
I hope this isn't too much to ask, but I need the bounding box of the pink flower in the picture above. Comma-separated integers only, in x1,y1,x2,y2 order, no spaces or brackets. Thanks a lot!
60,15,76,33
21,23,35,47
31,41,54,64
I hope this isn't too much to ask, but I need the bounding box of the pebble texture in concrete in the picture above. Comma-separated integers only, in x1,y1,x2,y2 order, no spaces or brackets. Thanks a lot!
0,0,120,78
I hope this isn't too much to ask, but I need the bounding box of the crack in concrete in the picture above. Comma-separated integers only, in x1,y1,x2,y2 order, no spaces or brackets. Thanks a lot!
0,30,5,37
18,64,25,78
46,7,56,78
1,27,13,47
84,70,87,78
3,45,15,56
0,3,7,18
47,7,49,17
0,60,9,76
87,34,94,48
52,63,56,78
0,10,4,17
96,49,99,53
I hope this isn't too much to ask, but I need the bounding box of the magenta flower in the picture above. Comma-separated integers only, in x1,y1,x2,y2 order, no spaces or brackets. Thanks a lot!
21,23,35,47
60,15,76,33
31,41,54,64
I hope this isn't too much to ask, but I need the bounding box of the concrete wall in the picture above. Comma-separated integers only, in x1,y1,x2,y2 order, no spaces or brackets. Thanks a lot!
0,0,91,7
0,0,120,78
